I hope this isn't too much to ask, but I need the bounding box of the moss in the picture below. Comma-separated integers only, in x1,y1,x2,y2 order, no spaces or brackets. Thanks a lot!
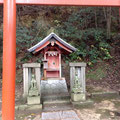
86,86,104,93
113,100,120,109
96,109,111,119
86,65,107,80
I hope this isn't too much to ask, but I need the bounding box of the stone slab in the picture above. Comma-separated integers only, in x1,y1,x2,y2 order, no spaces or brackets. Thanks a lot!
43,99,70,105
69,62,86,67
42,110,80,120
72,99,94,108
41,79,68,96
71,93,86,102
27,96,40,105
91,91,119,98
27,104,42,111
62,118,80,120
43,103,73,112
18,105,28,111
23,63,41,68
42,94,70,101
42,111,60,120
15,104,42,111
59,110,79,119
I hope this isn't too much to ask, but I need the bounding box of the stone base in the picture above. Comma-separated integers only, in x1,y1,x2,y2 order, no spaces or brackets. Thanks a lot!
72,99,94,108
27,96,40,105
15,104,42,111
27,104,42,111
29,89,39,96
91,91,119,99
71,93,86,102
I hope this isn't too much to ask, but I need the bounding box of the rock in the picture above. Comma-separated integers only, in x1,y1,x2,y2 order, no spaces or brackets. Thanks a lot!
110,111,115,117
33,115,41,120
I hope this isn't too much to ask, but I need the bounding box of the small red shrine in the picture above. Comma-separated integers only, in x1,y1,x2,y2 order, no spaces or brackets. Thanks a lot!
28,32,77,79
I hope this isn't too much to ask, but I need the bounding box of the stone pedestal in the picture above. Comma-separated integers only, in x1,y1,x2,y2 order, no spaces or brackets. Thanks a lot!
29,89,39,97
71,93,86,102
27,96,40,105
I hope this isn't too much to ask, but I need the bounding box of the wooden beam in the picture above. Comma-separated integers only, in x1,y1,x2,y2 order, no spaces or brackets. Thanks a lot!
0,0,3,4
15,0,120,6
34,41,50,53
0,0,120,6
56,41,72,53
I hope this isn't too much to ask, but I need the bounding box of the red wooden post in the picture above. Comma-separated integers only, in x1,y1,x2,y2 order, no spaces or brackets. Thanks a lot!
2,0,16,120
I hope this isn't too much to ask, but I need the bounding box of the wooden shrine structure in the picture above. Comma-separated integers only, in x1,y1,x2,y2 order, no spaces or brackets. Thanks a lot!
0,0,120,120
28,32,76,79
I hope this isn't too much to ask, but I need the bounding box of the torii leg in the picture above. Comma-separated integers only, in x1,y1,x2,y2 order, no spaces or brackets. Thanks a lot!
2,0,16,120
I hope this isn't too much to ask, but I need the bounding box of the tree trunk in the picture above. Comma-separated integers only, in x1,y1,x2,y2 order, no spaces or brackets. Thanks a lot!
95,7,98,28
107,7,112,39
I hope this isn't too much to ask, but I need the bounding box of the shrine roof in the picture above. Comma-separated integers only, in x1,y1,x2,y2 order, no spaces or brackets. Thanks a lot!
28,32,77,53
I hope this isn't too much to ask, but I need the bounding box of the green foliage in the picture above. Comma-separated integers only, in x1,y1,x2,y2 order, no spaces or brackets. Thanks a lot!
56,7,113,64
16,26,43,52
1,7,118,65
21,53,33,62
86,65,107,80
16,18,50,51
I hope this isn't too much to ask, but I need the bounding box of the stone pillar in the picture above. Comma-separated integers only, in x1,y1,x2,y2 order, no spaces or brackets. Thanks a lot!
59,53,62,78
81,66,86,94
28,68,32,90
70,66,75,91
23,63,41,98
23,67,29,97
69,63,86,101
35,67,41,95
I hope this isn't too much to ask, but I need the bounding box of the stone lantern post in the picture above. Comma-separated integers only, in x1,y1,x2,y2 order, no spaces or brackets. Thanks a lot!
69,63,86,101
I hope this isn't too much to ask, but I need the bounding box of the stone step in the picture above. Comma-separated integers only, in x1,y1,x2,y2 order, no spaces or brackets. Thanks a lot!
43,102,73,112
72,99,94,108
43,98,73,112
42,94,71,101
91,91,120,98
43,99,71,105
41,110,80,120
45,77,65,80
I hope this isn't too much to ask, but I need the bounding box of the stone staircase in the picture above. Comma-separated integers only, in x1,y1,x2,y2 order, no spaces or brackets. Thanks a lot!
42,95,73,112
41,78,73,111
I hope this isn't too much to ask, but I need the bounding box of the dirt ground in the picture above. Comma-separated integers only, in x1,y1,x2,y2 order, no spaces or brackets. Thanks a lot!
13,97,120,120
76,98,120,120
1,83,120,120
0,59,120,120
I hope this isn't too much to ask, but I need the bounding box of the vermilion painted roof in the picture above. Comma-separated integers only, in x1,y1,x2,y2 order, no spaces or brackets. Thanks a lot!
28,32,77,53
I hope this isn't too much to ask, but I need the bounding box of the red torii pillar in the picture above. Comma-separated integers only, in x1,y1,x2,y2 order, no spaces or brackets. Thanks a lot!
2,0,16,120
